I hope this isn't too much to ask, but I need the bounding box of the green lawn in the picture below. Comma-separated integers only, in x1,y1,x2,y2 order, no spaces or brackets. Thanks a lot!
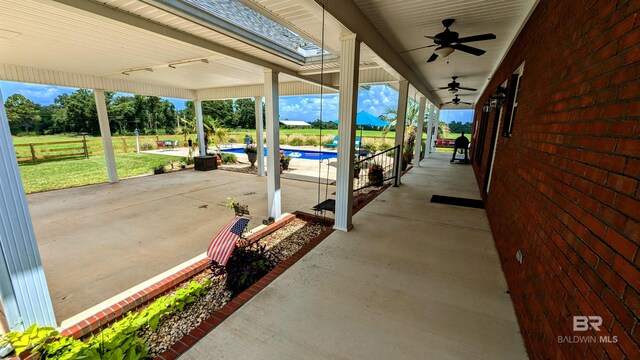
19,152,179,194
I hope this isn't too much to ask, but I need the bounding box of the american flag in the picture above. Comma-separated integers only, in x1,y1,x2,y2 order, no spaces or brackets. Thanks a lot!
207,217,250,266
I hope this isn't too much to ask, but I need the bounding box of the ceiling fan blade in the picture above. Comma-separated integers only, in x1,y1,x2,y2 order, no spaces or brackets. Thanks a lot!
451,43,486,56
438,86,450,90
456,33,496,43
460,102,473,105
444,102,453,104
427,53,439,62
458,86,477,91
399,44,437,54
424,35,438,40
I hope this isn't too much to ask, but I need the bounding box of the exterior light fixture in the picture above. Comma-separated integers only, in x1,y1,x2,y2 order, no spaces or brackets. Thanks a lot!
168,58,210,69
121,68,153,76
434,46,455,58
482,101,491,112
489,86,507,109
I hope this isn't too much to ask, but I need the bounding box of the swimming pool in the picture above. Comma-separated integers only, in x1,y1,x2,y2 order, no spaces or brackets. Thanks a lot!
222,147,337,161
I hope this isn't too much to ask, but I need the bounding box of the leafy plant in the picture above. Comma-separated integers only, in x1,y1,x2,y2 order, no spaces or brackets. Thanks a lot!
1,324,59,356
221,153,237,164
153,164,166,174
2,279,212,360
244,143,257,154
224,243,276,296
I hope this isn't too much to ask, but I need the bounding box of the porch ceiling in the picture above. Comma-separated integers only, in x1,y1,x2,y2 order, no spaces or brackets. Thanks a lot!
352,0,539,109
0,0,398,98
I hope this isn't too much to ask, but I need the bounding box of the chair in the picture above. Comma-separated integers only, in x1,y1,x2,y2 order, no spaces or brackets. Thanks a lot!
325,136,339,148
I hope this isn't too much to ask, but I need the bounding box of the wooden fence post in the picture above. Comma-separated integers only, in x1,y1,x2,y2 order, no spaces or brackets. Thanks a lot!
122,138,127,153
82,138,89,159
29,143,36,163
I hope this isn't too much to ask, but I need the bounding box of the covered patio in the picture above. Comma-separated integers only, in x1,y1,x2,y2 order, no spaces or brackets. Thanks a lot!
27,169,333,323
180,153,527,359
4,0,635,358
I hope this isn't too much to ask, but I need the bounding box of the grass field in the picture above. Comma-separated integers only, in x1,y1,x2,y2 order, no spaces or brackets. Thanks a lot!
19,152,179,194
11,129,460,146
13,130,461,193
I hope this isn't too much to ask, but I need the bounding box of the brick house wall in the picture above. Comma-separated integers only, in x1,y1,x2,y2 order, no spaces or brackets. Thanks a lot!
470,0,639,358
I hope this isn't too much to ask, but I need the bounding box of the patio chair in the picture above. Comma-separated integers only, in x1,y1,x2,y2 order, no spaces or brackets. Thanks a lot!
325,136,339,148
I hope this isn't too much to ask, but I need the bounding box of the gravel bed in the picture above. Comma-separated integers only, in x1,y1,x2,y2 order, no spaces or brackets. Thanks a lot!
260,219,327,262
139,218,329,356
139,269,231,357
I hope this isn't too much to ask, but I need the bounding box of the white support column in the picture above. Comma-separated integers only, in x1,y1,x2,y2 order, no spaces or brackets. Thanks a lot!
0,88,56,330
195,99,206,156
413,96,427,167
254,96,265,177
431,107,440,154
425,104,436,157
94,90,118,183
334,34,360,232
264,70,281,220
393,80,409,186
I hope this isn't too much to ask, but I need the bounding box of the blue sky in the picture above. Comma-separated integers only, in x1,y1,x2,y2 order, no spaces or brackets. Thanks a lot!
0,81,473,123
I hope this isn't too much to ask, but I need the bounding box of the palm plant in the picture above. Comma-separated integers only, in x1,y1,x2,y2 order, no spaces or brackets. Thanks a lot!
381,101,421,137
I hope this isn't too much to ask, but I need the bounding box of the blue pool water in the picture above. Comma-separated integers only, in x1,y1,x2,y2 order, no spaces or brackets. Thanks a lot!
222,147,337,161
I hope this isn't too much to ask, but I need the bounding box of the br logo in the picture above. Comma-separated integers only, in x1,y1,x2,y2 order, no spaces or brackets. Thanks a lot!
573,316,602,331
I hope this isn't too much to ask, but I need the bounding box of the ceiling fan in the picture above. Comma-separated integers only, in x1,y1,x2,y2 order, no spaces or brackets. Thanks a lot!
433,76,477,94
444,95,472,106
401,19,496,62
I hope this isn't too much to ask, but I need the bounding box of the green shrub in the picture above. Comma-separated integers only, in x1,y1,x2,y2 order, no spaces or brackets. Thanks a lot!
304,136,319,146
140,142,155,151
279,135,289,145
227,137,238,144
153,164,166,174
224,243,276,296
288,134,305,146
221,153,237,164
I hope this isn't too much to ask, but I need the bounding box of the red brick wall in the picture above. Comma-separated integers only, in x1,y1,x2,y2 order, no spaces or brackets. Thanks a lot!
471,0,640,358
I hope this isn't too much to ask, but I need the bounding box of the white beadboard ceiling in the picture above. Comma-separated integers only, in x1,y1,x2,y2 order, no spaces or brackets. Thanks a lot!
352,0,538,109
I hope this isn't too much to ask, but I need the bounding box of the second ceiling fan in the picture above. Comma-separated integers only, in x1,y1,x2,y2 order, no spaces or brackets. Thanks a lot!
434,76,477,94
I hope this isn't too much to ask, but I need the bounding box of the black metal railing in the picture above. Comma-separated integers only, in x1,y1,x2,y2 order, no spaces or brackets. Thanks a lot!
353,145,400,193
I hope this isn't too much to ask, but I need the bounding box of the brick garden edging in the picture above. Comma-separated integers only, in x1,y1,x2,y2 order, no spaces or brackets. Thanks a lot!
59,213,298,340
155,220,335,360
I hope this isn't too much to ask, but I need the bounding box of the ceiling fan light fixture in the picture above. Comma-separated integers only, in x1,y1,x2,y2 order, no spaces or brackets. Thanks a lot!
434,46,455,58
448,88,458,94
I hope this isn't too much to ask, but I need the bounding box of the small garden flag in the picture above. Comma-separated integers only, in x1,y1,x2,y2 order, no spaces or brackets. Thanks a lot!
207,217,250,266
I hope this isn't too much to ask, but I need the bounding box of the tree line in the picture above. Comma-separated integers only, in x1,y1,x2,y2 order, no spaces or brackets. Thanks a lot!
5,88,470,136
4,90,260,136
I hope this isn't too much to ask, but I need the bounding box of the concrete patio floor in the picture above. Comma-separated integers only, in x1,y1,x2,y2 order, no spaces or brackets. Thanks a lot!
181,153,528,359
27,168,334,322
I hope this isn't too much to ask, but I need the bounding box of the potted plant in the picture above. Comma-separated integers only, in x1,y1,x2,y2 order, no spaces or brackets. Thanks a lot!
280,150,291,170
245,143,258,167
368,163,384,186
